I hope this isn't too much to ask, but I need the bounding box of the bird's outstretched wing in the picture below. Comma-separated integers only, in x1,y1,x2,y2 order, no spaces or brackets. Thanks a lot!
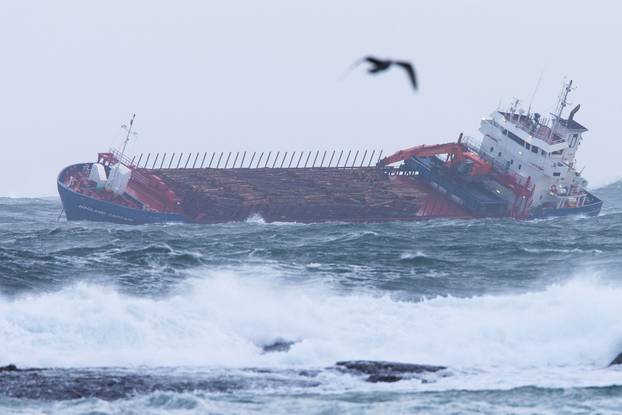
395,61,418,91
342,56,418,93
340,56,371,80
363,56,386,66
340,56,389,80
364,56,392,74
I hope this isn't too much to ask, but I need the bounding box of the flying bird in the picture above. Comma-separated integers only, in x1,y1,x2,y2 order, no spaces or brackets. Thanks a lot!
347,56,418,92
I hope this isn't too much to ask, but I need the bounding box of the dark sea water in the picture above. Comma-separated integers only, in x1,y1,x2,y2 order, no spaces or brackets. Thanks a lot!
2,182,622,414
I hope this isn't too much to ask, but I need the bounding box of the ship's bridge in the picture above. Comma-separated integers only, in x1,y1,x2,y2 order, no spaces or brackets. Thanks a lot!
493,112,567,154
478,110,575,182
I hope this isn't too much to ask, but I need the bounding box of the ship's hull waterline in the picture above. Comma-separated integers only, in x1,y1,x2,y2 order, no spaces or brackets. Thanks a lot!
57,162,601,225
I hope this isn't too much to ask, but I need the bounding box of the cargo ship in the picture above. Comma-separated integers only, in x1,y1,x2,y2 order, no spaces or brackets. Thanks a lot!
57,81,602,224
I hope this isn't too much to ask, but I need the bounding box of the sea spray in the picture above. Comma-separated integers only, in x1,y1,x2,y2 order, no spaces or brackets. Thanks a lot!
2,271,622,372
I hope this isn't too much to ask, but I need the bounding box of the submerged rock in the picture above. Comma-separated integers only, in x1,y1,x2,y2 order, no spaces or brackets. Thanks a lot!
260,339,298,353
335,360,447,383
0,364,18,372
609,352,622,366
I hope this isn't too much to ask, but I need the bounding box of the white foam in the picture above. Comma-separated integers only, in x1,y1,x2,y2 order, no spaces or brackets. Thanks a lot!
400,251,428,259
522,247,603,254
1,271,622,389
244,213,266,224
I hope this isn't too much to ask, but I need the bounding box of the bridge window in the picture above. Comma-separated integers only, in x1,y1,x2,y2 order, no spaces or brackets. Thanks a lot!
569,133,579,148
531,145,539,154
518,164,522,170
490,146,494,152
498,152,502,157
502,128,526,147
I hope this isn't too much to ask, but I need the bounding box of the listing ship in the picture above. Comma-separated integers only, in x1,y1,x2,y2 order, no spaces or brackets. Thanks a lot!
57,81,602,224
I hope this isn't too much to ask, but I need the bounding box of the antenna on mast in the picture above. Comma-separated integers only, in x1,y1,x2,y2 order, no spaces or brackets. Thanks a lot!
548,79,575,140
554,79,574,119
120,114,138,163
509,97,520,114
527,70,544,117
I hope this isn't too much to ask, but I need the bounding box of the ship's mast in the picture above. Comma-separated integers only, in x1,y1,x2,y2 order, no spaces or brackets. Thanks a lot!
548,80,574,140
509,97,520,114
554,80,573,119
120,113,137,164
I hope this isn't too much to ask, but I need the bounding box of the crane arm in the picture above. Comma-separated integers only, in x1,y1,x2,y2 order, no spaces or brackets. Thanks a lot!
377,141,492,176
377,142,464,167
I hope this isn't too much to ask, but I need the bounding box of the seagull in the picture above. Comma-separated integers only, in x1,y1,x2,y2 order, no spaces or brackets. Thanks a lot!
347,56,418,91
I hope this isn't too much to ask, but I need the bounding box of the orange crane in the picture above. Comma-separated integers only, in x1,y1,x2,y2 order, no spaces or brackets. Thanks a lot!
377,141,492,176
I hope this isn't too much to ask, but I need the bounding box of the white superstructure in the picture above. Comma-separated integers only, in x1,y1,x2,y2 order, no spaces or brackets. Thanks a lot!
471,80,594,214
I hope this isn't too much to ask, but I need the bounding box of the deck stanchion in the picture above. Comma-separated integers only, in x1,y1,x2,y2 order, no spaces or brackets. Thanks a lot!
377,150,383,164
280,152,288,168
248,152,256,168
304,151,312,168
200,152,207,168
151,153,159,169
239,151,246,168
168,153,175,168
192,152,199,168
176,153,183,168
264,152,271,168
184,153,192,168
296,152,304,168
130,156,136,167
233,152,240,168
360,150,368,167
224,152,232,168
256,152,264,168
344,150,351,168
367,150,376,167
312,150,319,168
320,150,327,167
208,152,216,168
160,153,167,169
137,153,143,168
216,152,224,168
336,150,343,168
272,152,279,168
288,152,296,168
351,150,359,168
328,150,335,167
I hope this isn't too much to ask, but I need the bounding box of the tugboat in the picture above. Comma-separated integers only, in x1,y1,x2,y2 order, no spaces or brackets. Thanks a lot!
57,80,602,224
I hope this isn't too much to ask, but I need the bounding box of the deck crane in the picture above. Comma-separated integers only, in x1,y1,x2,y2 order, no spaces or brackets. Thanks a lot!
377,138,535,217
377,141,492,176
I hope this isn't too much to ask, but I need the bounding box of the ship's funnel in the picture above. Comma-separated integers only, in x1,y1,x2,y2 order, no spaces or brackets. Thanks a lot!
569,104,581,121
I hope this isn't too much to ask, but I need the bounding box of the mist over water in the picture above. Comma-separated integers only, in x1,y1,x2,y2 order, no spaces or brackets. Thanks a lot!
1,181,622,413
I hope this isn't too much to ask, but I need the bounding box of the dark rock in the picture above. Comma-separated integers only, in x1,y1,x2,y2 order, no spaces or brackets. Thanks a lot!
335,360,447,383
0,364,18,372
336,360,446,375
297,370,320,378
610,352,622,366
260,339,297,353
367,374,402,383
0,367,323,400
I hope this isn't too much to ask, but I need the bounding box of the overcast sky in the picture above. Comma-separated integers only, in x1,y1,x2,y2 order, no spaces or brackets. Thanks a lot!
0,0,619,197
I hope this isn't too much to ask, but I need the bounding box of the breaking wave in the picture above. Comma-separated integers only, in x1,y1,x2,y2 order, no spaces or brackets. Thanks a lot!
1,269,621,375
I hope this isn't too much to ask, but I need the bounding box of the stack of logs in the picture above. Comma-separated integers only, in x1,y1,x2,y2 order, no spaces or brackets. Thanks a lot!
154,167,457,223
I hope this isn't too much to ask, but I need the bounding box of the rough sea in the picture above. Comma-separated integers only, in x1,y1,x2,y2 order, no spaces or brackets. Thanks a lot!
2,182,622,414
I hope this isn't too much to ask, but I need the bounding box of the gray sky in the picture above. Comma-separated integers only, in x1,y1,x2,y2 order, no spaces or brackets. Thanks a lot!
1,0,619,197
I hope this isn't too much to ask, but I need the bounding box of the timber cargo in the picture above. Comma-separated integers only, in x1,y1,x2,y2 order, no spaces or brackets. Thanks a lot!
57,81,602,225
